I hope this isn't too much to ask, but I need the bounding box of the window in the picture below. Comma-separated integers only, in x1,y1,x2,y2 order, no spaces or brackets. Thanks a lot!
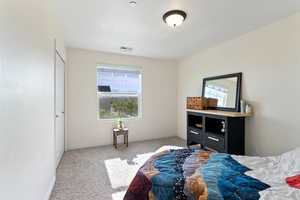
97,65,142,120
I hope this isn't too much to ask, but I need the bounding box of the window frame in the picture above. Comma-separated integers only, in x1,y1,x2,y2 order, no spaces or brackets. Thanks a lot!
96,64,143,121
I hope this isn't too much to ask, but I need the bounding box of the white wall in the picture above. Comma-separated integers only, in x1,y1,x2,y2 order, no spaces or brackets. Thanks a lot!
47,0,66,61
66,48,177,150
0,1,64,200
177,12,300,156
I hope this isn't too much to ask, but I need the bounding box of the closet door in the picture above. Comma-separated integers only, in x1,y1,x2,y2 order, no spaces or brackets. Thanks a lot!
55,52,65,167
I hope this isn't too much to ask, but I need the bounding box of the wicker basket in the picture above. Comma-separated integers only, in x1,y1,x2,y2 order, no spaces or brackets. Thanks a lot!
186,97,208,110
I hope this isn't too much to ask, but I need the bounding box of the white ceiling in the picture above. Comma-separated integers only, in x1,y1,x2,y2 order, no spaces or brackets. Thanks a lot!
52,0,300,60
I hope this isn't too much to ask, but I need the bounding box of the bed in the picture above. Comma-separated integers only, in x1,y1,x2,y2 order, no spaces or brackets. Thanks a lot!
124,147,300,200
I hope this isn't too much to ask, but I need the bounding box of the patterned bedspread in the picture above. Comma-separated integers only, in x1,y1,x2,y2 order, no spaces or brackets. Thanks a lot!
124,149,270,200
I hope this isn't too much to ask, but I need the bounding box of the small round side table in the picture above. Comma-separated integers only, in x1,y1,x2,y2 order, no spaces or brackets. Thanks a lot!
112,128,128,149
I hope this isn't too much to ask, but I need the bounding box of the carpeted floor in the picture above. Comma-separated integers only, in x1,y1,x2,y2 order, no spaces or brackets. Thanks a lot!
50,137,187,200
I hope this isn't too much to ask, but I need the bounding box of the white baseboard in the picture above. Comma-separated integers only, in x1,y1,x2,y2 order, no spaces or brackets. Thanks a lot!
44,176,56,200
67,135,180,151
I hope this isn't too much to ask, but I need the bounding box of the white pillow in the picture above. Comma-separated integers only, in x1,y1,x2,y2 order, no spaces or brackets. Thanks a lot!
278,147,300,175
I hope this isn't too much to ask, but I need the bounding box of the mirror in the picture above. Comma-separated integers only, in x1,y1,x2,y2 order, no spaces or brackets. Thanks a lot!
202,73,242,112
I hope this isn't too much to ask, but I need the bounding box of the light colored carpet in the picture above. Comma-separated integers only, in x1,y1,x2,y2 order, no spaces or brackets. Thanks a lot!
50,137,187,200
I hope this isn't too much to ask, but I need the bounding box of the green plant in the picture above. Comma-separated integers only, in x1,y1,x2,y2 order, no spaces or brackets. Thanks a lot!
111,98,138,118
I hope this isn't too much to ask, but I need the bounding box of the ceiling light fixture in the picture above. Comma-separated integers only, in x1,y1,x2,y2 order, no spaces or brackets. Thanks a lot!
129,1,137,7
163,10,187,28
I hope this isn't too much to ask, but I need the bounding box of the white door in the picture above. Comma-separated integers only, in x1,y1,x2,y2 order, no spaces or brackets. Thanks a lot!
55,52,65,167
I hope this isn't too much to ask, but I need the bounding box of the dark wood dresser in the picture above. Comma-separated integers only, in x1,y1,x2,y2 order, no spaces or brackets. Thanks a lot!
187,110,253,155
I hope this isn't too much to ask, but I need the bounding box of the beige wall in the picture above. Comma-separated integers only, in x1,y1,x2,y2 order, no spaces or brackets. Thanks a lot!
66,48,177,150
177,12,300,156
0,0,65,200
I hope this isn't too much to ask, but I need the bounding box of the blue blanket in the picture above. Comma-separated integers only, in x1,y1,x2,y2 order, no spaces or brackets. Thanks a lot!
124,149,270,200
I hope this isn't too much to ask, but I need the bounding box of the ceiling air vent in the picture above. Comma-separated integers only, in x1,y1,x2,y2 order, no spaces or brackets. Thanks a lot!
120,46,133,52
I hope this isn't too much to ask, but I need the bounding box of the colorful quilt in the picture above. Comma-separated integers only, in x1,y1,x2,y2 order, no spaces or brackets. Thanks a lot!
124,149,270,200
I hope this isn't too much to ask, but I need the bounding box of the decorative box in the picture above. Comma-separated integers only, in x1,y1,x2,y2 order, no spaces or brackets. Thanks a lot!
208,98,218,108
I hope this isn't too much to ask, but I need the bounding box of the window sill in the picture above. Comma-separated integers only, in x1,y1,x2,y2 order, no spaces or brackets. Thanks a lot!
97,116,142,122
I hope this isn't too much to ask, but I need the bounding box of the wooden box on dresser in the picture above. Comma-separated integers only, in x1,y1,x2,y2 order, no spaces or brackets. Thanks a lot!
187,110,253,155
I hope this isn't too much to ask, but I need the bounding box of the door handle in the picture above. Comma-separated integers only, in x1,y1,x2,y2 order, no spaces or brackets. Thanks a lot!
208,136,219,142
56,115,59,118
190,130,200,135
62,111,64,114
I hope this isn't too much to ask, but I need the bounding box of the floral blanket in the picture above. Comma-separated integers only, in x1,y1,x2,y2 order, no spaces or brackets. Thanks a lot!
124,149,270,200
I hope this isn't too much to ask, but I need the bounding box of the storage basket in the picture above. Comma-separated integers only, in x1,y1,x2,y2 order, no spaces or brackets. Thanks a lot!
186,97,208,110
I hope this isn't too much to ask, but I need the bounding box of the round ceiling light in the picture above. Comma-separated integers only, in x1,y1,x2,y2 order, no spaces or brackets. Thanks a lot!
129,1,137,7
163,10,187,28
